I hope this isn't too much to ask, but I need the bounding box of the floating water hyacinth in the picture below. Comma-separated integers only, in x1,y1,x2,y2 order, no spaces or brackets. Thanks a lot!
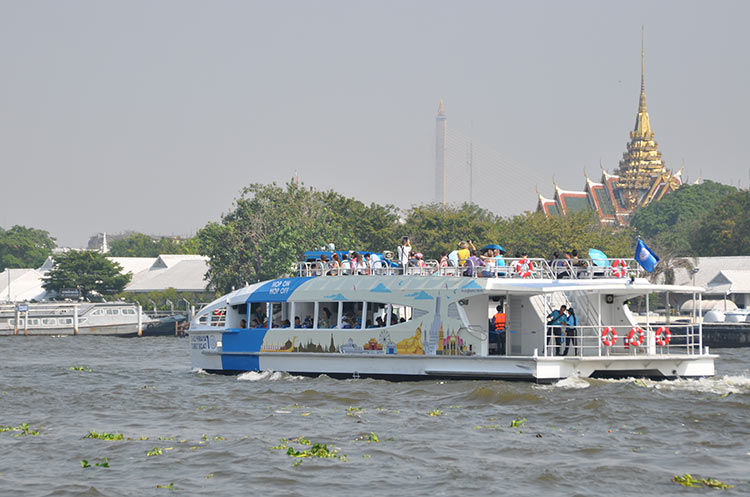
673,474,733,489
84,430,123,441
155,482,174,490
511,417,526,428
69,366,93,372
355,432,379,442
146,447,163,456
428,409,442,416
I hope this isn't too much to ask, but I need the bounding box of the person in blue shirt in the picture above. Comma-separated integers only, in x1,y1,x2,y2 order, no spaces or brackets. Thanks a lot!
546,305,567,355
562,308,577,356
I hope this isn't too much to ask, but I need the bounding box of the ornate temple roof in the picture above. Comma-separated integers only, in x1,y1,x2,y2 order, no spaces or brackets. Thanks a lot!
537,29,682,226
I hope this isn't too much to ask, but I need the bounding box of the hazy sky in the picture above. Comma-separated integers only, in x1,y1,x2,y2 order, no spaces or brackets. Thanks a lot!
1,1,748,247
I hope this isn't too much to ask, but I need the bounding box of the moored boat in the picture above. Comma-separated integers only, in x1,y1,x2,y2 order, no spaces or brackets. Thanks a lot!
0,302,152,336
188,257,716,382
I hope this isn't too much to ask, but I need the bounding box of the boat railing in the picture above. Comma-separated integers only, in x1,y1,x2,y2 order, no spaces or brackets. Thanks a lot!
542,323,704,358
294,257,645,280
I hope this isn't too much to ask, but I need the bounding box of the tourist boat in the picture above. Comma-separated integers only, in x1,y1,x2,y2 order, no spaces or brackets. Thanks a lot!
188,257,716,382
0,302,152,336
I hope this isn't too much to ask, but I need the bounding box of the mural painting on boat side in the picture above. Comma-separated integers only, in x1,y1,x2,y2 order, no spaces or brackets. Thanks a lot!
258,292,476,356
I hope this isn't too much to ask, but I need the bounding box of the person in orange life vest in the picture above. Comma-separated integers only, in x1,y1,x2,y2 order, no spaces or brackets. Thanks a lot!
492,305,506,354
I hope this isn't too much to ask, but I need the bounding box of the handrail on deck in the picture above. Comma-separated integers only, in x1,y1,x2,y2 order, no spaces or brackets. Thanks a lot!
294,257,644,280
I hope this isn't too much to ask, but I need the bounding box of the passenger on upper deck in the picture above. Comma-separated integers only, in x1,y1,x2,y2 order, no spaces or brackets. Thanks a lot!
439,253,449,267
294,316,301,328
397,236,412,273
303,315,313,328
571,249,589,277
330,253,341,276
464,250,485,277
457,240,475,266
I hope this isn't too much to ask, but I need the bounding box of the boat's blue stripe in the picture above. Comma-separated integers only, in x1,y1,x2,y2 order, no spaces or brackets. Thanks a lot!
220,328,268,371
246,277,313,303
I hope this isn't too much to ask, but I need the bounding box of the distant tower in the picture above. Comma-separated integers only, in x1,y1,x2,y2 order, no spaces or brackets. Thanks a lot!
100,233,109,254
435,100,447,205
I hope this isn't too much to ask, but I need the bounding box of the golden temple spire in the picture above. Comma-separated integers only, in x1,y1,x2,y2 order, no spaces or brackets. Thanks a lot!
641,25,645,94
633,26,651,136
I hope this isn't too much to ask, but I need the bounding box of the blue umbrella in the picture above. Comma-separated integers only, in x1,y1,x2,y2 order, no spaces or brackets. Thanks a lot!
588,248,609,267
481,244,504,252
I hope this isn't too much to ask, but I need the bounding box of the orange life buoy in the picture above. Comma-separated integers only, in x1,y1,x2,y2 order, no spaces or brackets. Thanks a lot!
627,327,645,347
601,327,617,347
514,258,533,278
611,258,627,278
655,326,671,346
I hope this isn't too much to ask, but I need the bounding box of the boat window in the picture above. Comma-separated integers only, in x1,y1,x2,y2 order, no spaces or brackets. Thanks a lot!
30,319,39,326
122,309,136,315
364,302,388,327
197,314,209,325
391,304,413,324
106,309,120,315
249,303,268,328
59,317,73,325
42,318,57,326
317,303,338,329
92,309,103,316
291,302,315,328
77,317,86,324
210,307,226,327
270,303,290,328
9,319,15,326
339,302,363,329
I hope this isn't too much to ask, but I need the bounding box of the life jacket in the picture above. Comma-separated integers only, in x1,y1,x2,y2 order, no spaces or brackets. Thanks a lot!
493,312,506,331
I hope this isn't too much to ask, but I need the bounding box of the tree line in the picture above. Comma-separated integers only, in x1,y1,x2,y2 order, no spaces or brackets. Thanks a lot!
2,179,748,298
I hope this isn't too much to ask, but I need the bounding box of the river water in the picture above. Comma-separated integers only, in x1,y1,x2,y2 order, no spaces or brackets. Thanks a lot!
1,336,748,496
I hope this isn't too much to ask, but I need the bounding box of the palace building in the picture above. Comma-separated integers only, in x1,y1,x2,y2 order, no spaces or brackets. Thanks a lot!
537,33,683,226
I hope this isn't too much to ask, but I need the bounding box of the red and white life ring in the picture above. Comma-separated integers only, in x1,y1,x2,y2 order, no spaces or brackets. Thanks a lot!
627,327,645,347
514,258,533,278
601,327,617,347
611,259,627,278
655,326,671,346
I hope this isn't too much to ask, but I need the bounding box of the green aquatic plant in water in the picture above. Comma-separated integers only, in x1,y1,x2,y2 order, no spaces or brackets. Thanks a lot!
286,443,339,459
69,366,93,372
428,409,442,417
3,423,41,436
80,458,109,468
84,430,123,441
354,432,380,442
511,417,526,428
147,447,163,456
673,474,733,489
156,482,175,490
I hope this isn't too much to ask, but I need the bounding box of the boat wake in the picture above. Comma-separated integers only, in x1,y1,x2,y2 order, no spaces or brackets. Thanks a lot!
608,375,750,395
237,370,303,382
544,376,591,390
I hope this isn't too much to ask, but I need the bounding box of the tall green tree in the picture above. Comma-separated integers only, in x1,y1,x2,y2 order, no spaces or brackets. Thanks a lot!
688,189,750,256
497,210,634,259
402,203,501,259
0,225,56,271
42,251,132,299
198,182,399,292
630,180,737,254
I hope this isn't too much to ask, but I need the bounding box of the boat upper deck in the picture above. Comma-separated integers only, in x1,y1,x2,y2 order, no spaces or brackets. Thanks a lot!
298,257,648,281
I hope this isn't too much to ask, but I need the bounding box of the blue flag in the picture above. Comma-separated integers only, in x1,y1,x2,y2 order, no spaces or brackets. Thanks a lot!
635,239,659,273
